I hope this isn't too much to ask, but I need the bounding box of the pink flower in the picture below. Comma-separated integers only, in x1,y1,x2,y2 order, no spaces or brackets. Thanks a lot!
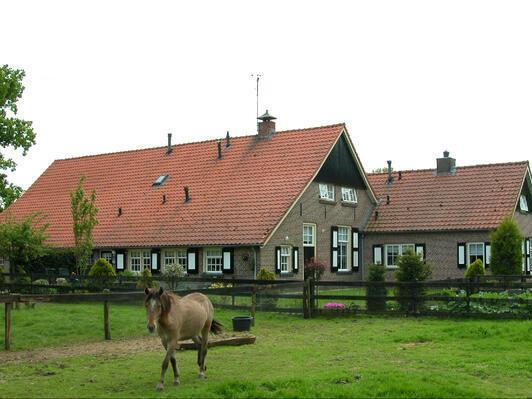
323,302,345,309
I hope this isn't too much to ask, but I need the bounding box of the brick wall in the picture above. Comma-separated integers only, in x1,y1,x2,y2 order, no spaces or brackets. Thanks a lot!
260,181,375,280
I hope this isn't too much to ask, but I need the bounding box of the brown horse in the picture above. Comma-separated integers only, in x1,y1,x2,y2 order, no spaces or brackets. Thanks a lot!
144,287,222,390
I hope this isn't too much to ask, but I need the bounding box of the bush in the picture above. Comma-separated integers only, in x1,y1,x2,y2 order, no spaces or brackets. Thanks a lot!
32,279,57,294
29,248,77,274
304,258,325,281
395,249,432,314
465,259,485,279
490,217,524,275
366,264,387,312
55,277,71,293
161,263,186,290
256,267,275,281
88,258,116,291
0,272,4,285
256,267,276,309
137,267,158,289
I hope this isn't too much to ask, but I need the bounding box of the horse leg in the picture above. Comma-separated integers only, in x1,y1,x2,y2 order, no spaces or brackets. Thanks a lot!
198,326,210,379
192,335,203,369
170,350,180,386
156,345,176,391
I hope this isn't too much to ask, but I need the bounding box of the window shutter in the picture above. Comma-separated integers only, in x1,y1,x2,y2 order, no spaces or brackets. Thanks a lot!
292,247,299,273
415,244,426,261
187,248,199,274
373,245,383,265
222,248,234,274
351,228,359,271
116,251,125,270
151,249,160,271
330,226,338,272
457,243,466,269
484,243,491,268
275,247,281,274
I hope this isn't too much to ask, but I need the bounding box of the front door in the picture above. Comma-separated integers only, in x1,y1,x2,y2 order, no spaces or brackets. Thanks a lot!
303,224,316,273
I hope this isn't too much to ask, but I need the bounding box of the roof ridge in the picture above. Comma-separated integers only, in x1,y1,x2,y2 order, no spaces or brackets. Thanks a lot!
55,123,346,162
368,160,529,176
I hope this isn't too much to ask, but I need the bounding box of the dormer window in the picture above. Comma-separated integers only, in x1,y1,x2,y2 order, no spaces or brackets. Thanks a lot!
341,187,357,203
153,174,168,186
319,183,334,201
520,195,529,212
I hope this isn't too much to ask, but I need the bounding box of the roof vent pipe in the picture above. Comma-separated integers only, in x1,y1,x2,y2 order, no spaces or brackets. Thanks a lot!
118,207,122,216
225,131,231,148
167,133,172,154
217,140,222,159
184,186,190,203
386,160,394,184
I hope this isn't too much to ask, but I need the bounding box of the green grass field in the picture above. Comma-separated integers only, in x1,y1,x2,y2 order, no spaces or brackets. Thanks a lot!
1,302,531,398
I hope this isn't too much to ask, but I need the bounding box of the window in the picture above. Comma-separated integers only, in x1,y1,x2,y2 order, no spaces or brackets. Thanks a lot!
163,249,187,269
520,195,529,212
468,243,484,265
129,250,150,272
303,224,316,246
280,246,291,273
153,174,168,186
319,183,334,201
385,244,415,268
337,227,350,271
101,251,113,265
341,187,357,203
205,248,223,273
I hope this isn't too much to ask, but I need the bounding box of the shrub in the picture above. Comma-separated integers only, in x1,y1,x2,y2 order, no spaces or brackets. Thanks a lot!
137,267,158,289
55,277,71,294
88,258,116,290
256,267,275,281
465,259,485,279
161,263,186,290
366,264,387,312
395,249,432,314
0,272,4,285
490,217,523,275
256,267,276,308
32,279,56,294
304,258,325,281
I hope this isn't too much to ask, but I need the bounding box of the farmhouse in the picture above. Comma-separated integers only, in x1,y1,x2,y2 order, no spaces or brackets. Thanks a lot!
1,114,531,280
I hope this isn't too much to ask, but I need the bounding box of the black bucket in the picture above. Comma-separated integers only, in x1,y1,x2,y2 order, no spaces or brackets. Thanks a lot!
232,316,253,332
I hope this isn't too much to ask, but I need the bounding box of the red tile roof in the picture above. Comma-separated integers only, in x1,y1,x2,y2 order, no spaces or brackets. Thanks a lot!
366,162,529,233
2,124,345,248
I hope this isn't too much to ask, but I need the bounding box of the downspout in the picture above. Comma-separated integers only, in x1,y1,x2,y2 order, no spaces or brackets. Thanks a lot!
253,246,258,279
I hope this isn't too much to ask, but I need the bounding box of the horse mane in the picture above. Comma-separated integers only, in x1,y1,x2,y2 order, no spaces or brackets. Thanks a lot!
159,291,180,316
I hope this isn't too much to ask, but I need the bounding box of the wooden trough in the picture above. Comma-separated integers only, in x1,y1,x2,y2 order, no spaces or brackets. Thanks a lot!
178,335,256,350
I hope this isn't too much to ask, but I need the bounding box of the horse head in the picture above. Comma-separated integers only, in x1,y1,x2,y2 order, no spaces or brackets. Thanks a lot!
144,287,167,333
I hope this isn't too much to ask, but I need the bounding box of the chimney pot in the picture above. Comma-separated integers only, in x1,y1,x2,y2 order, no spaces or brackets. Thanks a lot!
167,133,173,154
443,150,449,158
257,109,276,138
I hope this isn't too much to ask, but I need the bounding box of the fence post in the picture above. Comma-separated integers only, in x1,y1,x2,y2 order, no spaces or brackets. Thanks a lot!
231,276,235,308
303,279,309,319
250,285,257,326
309,278,315,316
466,279,471,314
103,300,111,340
4,301,12,350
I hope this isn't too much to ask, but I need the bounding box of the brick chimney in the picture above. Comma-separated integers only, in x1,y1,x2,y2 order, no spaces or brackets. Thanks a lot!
436,150,456,175
257,110,276,138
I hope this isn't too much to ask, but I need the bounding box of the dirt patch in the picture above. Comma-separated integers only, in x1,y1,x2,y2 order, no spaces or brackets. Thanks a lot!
0,333,254,365
397,340,432,350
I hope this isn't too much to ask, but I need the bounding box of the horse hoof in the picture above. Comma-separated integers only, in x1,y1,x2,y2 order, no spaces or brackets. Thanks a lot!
173,379,180,386
156,383,164,391
198,373,206,380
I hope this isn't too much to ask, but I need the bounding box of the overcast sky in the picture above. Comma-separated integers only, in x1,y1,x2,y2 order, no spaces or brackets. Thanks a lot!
3,0,532,189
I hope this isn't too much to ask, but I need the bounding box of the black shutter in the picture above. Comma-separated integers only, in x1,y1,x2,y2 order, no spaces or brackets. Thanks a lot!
330,226,338,272
351,228,359,272
275,247,281,274
222,248,234,274
292,247,299,273
372,245,383,265
484,242,490,269
415,244,426,261
151,249,161,272
457,243,466,269
187,248,199,274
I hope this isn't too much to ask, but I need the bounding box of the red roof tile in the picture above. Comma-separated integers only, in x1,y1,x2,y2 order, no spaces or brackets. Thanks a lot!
366,162,529,232
2,124,345,247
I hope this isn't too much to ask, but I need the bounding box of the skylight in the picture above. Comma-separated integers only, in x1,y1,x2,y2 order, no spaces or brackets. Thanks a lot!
153,174,168,186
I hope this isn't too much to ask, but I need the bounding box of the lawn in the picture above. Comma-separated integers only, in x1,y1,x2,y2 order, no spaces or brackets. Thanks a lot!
1,303,531,398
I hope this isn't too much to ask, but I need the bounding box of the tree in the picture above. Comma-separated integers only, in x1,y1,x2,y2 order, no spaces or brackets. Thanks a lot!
395,249,432,313
0,213,48,275
70,176,98,275
88,258,116,291
366,264,387,312
0,65,36,210
490,216,523,275
304,257,325,281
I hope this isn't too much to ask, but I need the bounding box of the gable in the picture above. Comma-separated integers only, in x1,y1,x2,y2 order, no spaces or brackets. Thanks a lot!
314,134,367,189
517,168,532,212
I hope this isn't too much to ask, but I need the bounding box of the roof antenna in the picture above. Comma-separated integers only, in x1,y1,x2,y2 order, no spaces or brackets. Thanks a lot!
251,73,262,133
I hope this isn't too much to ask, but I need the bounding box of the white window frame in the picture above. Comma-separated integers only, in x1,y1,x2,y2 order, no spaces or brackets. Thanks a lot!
337,226,350,271
101,251,113,265
319,183,335,201
520,195,529,212
204,248,223,273
385,243,415,269
467,242,485,265
129,250,142,273
280,245,291,273
303,223,316,247
162,248,187,271
341,187,357,203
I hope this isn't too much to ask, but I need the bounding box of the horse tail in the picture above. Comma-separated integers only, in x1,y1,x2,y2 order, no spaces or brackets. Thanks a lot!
210,319,223,335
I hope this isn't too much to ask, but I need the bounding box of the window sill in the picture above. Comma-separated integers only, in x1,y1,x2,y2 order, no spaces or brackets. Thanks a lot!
319,199,337,205
280,272,295,277
385,266,398,270
336,270,352,275
341,201,358,208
